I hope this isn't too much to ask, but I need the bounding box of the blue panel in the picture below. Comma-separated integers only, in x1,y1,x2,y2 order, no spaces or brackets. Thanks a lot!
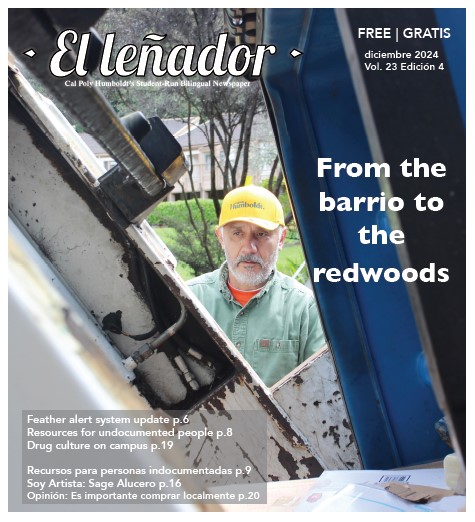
435,8,466,125
261,8,449,468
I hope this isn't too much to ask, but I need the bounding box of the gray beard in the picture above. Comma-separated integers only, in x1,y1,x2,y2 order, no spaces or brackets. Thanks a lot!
225,249,278,288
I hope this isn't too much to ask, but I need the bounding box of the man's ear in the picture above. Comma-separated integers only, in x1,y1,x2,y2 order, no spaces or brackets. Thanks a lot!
215,226,225,248
278,227,287,250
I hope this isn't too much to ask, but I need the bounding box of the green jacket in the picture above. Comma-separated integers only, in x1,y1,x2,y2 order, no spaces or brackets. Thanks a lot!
188,264,325,386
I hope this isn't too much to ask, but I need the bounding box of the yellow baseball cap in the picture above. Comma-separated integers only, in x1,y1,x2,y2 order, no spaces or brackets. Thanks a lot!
219,185,285,231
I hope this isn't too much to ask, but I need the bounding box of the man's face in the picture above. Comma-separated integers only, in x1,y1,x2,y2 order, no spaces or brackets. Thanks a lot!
217,221,286,290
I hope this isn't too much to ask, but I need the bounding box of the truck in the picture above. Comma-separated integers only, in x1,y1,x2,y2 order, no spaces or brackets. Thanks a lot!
8,7,465,512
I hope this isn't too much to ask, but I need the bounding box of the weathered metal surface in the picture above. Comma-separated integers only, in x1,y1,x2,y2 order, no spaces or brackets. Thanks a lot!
8,101,165,387
8,219,202,512
189,376,325,481
9,69,203,407
272,347,362,470
8,67,330,480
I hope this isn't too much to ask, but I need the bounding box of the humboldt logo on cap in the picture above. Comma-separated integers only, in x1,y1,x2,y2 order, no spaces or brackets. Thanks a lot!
218,185,283,229
230,201,264,210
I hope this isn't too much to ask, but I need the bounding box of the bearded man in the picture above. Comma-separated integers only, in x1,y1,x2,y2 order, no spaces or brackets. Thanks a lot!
188,185,325,387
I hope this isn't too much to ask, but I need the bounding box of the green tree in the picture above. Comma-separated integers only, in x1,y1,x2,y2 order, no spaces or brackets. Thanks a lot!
148,199,224,277
95,8,298,275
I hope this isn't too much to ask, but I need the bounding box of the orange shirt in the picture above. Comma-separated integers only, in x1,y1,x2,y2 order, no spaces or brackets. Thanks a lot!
227,282,262,307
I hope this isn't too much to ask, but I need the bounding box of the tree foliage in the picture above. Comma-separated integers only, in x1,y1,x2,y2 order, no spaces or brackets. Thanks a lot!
95,8,294,274
150,199,224,277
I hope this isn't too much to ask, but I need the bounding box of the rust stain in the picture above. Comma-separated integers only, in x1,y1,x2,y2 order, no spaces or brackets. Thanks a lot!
269,436,301,480
248,383,308,447
192,429,214,468
300,456,325,478
199,383,233,420
337,451,358,469
205,396,224,412
194,456,202,467
328,425,341,448
337,454,351,469
346,433,355,448
234,442,267,482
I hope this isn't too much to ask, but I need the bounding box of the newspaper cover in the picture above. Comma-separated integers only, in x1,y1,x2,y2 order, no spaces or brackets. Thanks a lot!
7,5,467,515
